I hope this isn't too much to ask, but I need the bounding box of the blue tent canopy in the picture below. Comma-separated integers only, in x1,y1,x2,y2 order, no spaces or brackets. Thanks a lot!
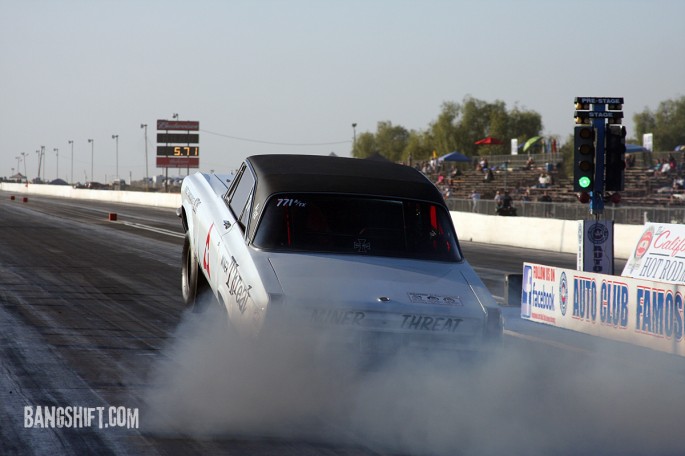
625,144,650,153
438,151,471,162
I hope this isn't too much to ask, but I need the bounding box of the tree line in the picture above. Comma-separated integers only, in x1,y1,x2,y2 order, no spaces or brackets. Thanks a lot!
352,95,685,164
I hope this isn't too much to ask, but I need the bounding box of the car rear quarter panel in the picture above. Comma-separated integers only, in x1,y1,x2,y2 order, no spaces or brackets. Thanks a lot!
182,173,232,291
182,173,274,336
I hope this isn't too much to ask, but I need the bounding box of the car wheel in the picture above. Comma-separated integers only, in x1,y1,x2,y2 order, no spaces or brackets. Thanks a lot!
181,233,210,312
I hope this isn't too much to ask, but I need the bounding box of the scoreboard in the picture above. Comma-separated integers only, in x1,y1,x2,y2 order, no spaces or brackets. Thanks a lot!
156,119,199,169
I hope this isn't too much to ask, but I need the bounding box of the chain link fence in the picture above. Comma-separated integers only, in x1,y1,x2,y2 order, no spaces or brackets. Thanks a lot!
446,198,685,225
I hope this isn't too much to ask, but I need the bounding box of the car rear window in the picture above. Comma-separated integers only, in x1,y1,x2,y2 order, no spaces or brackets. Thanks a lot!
253,194,461,262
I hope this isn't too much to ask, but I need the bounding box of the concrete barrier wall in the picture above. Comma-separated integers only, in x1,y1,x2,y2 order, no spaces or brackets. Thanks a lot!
451,211,644,260
1,183,643,259
0,183,181,208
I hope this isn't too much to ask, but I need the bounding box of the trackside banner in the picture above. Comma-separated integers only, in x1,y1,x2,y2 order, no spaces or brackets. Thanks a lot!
622,223,685,285
522,262,685,357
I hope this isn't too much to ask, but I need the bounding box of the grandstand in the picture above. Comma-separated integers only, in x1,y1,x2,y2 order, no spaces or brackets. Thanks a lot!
425,150,684,208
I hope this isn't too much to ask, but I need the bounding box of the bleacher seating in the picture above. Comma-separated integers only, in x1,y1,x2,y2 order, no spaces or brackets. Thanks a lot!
425,151,685,207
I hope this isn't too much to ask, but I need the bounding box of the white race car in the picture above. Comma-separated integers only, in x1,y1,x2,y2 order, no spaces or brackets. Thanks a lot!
178,154,502,355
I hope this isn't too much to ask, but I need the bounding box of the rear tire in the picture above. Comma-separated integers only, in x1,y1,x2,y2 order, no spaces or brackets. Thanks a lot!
181,233,210,312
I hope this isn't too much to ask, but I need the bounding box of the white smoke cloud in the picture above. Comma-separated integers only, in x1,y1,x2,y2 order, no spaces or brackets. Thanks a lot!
144,296,684,456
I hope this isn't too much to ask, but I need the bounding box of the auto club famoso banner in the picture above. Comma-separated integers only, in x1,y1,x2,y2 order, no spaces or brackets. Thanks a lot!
521,259,685,357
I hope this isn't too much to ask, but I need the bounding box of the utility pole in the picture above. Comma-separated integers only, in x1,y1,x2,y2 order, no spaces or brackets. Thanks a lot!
88,139,94,181
36,149,42,182
54,148,59,180
141,124,149,190
112,134,119,185
352,123,357,153
41,146,46,182
68,140,74,184
21,152,27,182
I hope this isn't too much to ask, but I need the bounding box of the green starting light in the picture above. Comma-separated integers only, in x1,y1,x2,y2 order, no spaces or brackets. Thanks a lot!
574,125,596,192
578,176,592,189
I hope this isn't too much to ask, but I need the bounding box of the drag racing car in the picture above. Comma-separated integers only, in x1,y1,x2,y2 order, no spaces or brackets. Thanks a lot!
178,154,502,355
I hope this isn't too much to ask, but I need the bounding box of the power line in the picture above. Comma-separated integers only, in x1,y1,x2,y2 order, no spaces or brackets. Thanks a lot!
201,129,351,147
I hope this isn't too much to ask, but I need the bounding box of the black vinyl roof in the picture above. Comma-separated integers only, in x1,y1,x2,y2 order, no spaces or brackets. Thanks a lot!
245,154,445,206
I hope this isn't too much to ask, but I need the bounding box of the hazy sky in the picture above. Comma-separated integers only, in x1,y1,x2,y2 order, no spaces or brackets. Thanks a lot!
2,0,683,182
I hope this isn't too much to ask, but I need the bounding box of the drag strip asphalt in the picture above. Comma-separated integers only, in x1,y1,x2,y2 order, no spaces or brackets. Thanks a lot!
2,193,683,456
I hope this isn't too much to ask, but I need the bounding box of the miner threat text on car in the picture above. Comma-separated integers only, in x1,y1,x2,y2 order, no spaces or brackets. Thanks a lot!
177,154,502,355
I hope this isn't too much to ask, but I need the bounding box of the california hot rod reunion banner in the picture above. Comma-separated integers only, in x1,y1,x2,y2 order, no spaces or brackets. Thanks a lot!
622,223,685,285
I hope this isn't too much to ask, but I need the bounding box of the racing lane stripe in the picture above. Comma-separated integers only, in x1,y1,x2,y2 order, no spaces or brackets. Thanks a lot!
120,221,184,238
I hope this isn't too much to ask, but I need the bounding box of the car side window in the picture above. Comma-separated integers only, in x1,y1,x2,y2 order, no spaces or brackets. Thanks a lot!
227,165,255,232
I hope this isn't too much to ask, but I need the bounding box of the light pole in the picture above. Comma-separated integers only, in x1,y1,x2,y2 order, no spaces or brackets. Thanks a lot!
68,140,74,184
15,156,20,174
88,139,94,181
352,123,357,154
54,148,59,180
112,134,119,183
36,149,42,182
21,152,27,182
41,146,46,182
140,124,149,190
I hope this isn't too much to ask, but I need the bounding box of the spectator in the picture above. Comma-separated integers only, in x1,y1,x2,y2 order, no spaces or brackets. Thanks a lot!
494,190,503,208
469,189,481,213
524,156,535,170
483,168,494,182
537,172,552,188
521,189,531,203
668,153,677,172
626,154,636,169
653,158,668,176
449,168,461,186
495,190,516,216
539,190,552,217
661,159,671,175
502,190,513,208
